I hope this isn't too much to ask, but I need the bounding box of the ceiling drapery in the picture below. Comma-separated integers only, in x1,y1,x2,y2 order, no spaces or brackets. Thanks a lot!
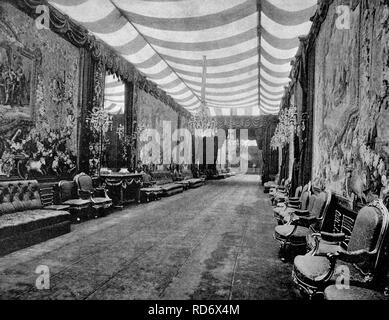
49,0,316,117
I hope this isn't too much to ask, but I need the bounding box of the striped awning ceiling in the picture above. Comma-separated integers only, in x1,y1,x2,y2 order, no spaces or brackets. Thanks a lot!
49,0,317,117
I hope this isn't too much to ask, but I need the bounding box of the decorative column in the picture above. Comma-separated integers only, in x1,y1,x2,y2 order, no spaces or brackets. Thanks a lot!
125,80,136,170
77,48,95,174
83,59,106,176
130,80,138,171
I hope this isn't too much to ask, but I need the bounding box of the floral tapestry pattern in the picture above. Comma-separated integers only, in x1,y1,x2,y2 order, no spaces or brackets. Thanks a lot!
136,88,179,166
0,3,80,179
312,0,389,206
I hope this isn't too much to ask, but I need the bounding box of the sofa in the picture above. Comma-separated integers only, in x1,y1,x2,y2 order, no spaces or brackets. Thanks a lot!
139,172,163,203
175,170,204,189
152,171,184,196
0,180,71,257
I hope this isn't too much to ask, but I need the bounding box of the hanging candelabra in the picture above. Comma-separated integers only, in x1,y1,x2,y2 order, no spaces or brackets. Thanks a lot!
188,106,217,136
188,55,217,137
86,107,113,175
116,120,147,170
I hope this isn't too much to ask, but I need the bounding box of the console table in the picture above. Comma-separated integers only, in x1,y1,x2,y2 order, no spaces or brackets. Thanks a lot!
100,173,143,207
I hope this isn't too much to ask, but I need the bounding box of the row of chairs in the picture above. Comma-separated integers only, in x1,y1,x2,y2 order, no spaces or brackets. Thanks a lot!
268,183,389,300
46,173,112,223
49,170,207,222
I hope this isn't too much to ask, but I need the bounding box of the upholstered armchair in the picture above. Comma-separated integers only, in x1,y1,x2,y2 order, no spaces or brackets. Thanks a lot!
274,190,332,261
270,179,292,206
292,200,389,299
58,180,91,222
324,285,389,300
273,183,311,225
74,173,112,215
286,185,303,207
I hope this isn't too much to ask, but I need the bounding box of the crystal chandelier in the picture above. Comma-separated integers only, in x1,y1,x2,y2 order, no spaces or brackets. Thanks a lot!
188,105,217,136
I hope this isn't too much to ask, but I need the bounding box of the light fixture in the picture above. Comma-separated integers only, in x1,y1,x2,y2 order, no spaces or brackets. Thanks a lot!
188,55,217,136
188,106,217,136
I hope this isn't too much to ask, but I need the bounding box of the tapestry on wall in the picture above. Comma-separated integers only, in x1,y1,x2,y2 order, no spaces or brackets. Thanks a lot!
135,88,180,167
0,3,80,180
312,0,389,207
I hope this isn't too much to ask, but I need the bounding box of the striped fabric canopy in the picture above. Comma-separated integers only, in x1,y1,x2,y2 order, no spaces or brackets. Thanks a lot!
49,0,317,116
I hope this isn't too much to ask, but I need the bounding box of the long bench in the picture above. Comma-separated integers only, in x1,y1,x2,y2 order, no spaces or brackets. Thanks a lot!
151,171,184,196
0,180,71,257
174,169,204,189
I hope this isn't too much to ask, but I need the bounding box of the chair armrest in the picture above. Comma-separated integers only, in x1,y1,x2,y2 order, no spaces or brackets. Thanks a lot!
95,187,109,198
293,209,310,217
332,249,375,264
79,189,93,199
292,215,317,227
320,232,346,243
287,203,301,209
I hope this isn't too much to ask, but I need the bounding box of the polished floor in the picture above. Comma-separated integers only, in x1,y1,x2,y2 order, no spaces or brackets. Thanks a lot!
0,175,298,300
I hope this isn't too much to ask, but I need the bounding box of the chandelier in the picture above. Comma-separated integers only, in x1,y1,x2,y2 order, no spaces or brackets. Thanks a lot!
188,105,217,136
188,55,217,136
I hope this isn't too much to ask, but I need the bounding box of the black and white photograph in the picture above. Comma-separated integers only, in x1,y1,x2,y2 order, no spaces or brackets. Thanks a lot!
0,0,388,309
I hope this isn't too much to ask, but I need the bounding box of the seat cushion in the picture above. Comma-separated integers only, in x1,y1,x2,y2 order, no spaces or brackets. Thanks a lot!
92,197,112,205
63,199,91,207
45,204,71,211
188,178,202,184
141,187,163,193
0,209,70,239
294,255,331,283
324,285,389,300
175,181,189,186
274,207,295,217
188,179,203,187
275,224,311,244
161,183,183,191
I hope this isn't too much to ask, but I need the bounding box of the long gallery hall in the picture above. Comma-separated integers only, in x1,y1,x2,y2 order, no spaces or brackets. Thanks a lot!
0,0,388,301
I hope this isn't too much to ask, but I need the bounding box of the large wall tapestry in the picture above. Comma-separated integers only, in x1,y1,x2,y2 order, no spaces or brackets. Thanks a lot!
135,88,179,166
0,2,80,179
312,0,389,206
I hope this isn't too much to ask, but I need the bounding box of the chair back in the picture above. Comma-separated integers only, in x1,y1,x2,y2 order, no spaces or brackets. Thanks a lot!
58,180,77,203
300,188,311,210
305,190,332,232
74,173,94,193
347,200,389,280
294,186,303,198
384,195,389,210
311,191,331,218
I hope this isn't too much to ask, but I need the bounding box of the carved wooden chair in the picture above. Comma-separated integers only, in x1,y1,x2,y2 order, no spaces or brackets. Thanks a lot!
324,284,389,300
58,180,91,222
274,190,332,261
273,182,311,225
74,173,112,217
292,200,389,299
270,179,292,206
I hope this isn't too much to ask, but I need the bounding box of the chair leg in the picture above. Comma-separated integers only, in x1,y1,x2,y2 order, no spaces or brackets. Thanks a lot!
279,242,288,262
